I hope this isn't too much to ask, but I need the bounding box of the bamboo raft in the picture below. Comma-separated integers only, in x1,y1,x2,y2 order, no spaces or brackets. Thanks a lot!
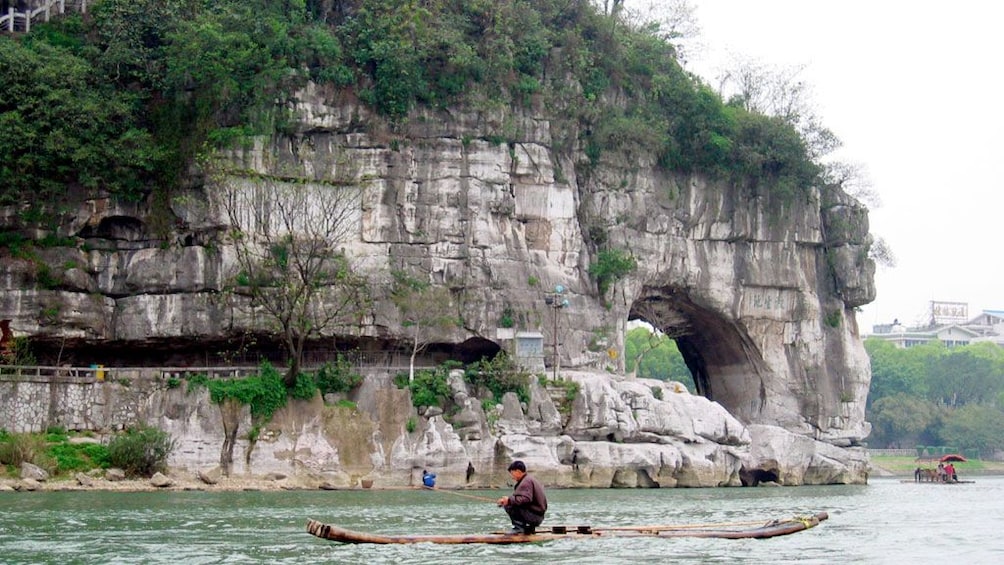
306,512,828,545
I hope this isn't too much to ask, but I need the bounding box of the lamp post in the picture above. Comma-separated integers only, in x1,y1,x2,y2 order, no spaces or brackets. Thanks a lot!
543,285,570,381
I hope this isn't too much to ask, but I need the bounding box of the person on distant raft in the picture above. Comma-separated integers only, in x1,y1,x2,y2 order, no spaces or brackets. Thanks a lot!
496,460,547,535
944,463,957,482
422,469,437,488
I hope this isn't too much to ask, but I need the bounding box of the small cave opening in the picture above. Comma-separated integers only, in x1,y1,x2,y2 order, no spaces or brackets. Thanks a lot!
77,216,147,242
739,467,779,487
448,337,503,365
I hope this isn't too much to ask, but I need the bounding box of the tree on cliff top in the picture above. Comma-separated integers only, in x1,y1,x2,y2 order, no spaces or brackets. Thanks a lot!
6,0,820,213
218,174,369,387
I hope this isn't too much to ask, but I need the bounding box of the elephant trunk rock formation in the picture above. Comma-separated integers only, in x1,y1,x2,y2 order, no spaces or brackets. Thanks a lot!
0,89,875,485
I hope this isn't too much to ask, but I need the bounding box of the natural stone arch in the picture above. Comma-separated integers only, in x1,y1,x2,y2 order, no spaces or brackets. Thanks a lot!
628,286,770,425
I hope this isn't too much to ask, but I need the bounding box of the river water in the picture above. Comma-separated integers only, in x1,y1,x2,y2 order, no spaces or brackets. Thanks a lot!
1,476,1001,564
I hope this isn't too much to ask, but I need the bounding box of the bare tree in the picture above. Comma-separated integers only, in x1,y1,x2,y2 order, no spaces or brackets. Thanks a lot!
822,160,880,208
391,271,459,382
621,0,700,61
599,0,625,17
218,174,368,387
868,237,896,268
715,55,841,160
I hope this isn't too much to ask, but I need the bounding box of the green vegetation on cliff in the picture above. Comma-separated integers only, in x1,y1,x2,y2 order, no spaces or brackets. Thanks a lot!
0,0,819,208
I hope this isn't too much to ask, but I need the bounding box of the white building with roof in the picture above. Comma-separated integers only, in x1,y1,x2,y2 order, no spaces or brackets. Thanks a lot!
869,303,1003,348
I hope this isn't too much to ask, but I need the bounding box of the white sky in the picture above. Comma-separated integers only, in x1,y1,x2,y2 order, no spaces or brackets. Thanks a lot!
665,0,1003,331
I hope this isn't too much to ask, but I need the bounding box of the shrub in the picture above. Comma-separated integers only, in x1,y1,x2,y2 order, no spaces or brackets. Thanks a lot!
0,432,50,470
315,356,363,395
539,375,579,415
185,373,210,393
588,249,637,295
1,336,37,366
499,307,516,329
205,362,286,421
541,375,580,402
393,372,410,390
409,367,451,408
48,442,110,473
481,397,497,413
106,426,174,477
465,353,531,404
289,371,318,401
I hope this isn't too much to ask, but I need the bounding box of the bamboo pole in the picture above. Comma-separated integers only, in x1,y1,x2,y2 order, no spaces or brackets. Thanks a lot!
421,485,497,503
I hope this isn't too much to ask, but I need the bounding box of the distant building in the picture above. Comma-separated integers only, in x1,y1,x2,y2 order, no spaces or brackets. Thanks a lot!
929,300,968,325
870,303,1004,348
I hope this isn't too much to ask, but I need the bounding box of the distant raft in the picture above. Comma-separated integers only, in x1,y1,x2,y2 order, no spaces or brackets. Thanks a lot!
306,512,829,545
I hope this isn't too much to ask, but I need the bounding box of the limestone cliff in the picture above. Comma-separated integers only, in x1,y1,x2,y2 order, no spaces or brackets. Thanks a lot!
0,85,875,485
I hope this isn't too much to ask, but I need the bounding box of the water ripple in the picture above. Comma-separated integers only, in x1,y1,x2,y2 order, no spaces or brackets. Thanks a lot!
1,477,1002,564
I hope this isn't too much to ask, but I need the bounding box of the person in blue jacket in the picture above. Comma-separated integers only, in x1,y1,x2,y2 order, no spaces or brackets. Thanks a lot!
422,469,437,488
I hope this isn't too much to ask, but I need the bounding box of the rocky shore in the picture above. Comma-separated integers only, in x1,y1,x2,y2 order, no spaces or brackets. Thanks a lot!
0,465,378,493
0,471,401,494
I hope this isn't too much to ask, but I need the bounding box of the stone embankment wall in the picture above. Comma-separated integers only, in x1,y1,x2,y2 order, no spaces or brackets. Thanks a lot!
0,366,252,433
1,369,163,433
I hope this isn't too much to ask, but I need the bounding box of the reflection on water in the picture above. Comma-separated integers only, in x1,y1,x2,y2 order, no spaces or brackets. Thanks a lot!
1,477,1002,564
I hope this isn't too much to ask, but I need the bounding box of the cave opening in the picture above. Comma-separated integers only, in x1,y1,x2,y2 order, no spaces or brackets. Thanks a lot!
628,286,767,424
25,333,503,375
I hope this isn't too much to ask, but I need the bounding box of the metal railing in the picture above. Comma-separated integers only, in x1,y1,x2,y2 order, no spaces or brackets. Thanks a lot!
1,0,86,33
0,364,261,383
0,354,446,383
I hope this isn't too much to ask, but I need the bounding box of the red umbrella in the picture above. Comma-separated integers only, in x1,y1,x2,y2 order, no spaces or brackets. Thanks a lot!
940,454,967,463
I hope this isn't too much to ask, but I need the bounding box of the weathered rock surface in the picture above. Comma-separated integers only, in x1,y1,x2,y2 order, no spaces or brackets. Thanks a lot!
20,462,49,482
197,467,222,485
0,84,876,484
0,366,867,486
75,472,94,487
150,472,173,488
16,478,41,491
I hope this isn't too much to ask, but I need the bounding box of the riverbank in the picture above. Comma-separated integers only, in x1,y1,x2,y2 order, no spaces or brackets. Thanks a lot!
6,455,1002,493
0,470,395,493
869,454,1004,476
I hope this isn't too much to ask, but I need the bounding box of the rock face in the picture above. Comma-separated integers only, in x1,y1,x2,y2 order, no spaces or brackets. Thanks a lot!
0,84,876,484
0,367,868,486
